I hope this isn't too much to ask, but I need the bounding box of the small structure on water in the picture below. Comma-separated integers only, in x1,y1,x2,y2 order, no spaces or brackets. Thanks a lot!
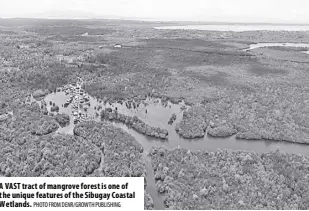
114,44,122,48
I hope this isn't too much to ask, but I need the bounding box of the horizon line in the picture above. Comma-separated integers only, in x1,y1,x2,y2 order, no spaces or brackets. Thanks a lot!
1,17,309,25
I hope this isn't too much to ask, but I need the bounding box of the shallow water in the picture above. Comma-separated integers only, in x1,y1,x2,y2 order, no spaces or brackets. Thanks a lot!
44,91,186,136
43,90,179,209
39,89,309,209
154,24,309,32
244,42,309,52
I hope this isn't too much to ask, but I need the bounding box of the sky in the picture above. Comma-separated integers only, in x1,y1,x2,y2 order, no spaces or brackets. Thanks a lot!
0,0,309,23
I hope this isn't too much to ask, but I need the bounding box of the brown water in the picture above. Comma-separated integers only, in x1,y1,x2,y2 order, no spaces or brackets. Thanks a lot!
36,90,309,210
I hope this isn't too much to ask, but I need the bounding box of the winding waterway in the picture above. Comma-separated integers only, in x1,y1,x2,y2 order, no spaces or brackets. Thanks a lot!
33,86,309,210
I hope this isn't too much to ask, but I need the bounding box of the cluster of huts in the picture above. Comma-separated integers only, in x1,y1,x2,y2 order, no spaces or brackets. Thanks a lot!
61,77,91,124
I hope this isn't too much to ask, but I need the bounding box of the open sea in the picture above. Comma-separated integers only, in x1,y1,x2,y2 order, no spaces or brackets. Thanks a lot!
154,24,309,31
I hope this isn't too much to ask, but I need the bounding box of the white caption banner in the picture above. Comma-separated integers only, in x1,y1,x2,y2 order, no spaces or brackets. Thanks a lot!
0,177,144,211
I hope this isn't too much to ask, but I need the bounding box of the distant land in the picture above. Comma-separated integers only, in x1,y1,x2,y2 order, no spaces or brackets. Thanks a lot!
1,9,309,25
1,17,309,27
